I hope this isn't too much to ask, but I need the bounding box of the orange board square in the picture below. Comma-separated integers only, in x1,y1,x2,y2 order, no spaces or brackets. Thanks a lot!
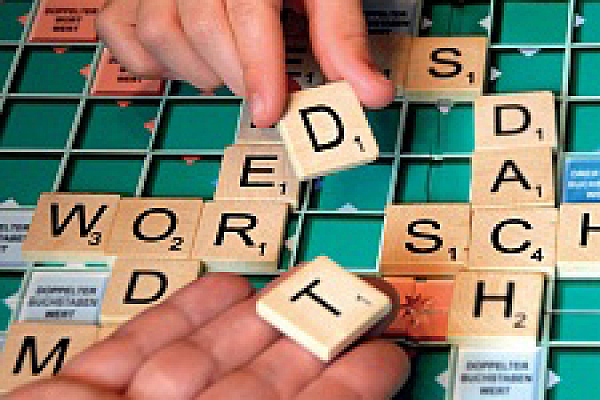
29,0,106,43
92,49,165,96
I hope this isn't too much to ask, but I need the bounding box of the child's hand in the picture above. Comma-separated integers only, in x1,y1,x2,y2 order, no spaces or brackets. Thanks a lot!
7,273,409,400
95,0,394,128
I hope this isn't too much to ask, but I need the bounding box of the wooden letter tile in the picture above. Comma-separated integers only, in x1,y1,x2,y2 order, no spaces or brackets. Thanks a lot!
470,207,557,275
96,324,120,342
448,271,543,346
257,256,391,361
471,147,555,207
277,81,379,179
106,198,204,259
29,0,106,43
405,37,488,101
381,204,470,276
21,193,120,262
192,200,288,273
369,35,413,96
101,258,200,324
214,144,300,208
91,49,165,96
558,204,600,277
0,323,97,393
474,92,556,150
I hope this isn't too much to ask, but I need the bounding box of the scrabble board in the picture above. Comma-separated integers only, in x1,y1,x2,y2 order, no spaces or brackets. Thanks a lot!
1,0,600,399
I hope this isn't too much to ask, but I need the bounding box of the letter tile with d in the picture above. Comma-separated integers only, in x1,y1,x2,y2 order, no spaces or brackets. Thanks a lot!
277,81,379,180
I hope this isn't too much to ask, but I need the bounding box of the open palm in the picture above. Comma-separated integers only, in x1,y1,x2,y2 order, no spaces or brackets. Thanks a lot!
7,273,409,400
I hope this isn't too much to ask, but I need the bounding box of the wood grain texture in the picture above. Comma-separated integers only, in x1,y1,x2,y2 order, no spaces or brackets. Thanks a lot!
21,193,120,262
214,143,300,208
558,204,600,276
405,37,487,101
381,204,470,276
106,198,204,259
448,271,543,346
101,258,201,324
471,147,555,207
474,92,557,150
0,323,97,393
257,256,391,361
277,81,379,179
192,200,289,273
470,207,557,275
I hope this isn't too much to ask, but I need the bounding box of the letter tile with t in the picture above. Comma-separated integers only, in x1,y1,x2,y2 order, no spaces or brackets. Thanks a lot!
257,256,391,362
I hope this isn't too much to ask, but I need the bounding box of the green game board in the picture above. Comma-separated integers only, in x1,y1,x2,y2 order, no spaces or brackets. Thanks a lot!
1,0,599,398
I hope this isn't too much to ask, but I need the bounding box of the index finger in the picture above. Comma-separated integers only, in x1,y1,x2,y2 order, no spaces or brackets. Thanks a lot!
225,0,286,128
305,0,395,108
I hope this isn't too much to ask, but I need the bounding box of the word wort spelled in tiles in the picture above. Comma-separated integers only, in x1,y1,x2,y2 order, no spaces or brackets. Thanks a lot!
91,49,165,96
101,258,200,324
192,200,288,273
21,193,120,262
0,323,97,393
471,147,555,207
405,37,487,101
474,92,556,150
29,0,105,43
257,256,391,361
215,143,300,208
448,271,543,346
381,204,470,276
278,81,379,179
470,207,557,275
558,204,600,276
106,198,204,259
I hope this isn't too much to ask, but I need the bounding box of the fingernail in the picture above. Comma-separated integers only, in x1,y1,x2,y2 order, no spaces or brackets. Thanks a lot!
250,92,265,126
